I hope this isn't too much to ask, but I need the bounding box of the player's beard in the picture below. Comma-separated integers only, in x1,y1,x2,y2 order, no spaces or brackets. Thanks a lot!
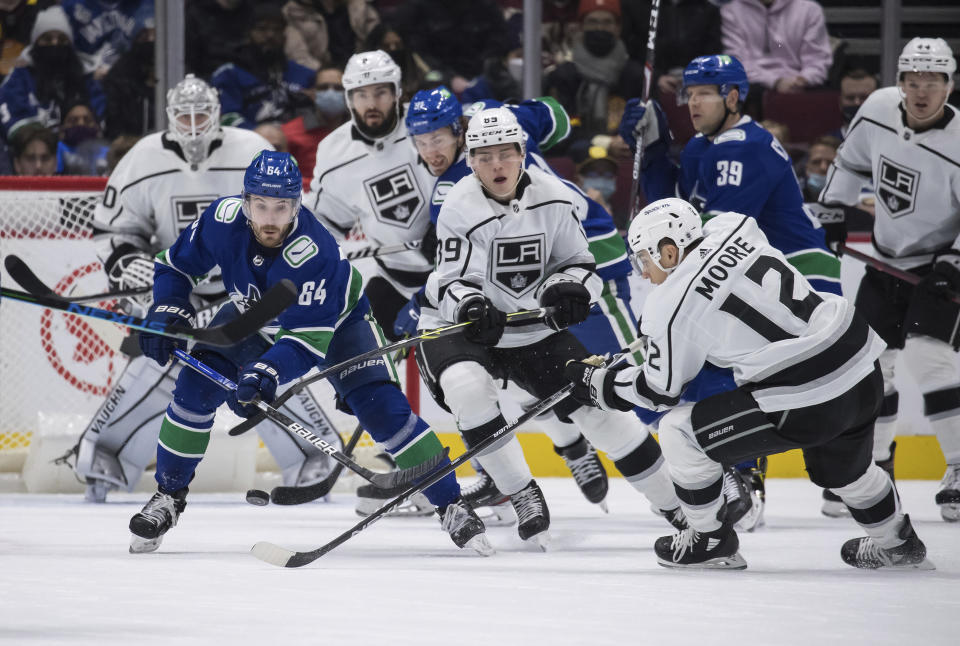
352,106,398,140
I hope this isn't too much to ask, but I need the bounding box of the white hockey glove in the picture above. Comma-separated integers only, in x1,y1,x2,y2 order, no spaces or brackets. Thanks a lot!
108,251,154,316
564,356,635,412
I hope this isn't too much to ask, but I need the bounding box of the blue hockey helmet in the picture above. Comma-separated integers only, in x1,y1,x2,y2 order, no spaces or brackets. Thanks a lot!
242,150,302,221
406,85,463,137
682,55,750,102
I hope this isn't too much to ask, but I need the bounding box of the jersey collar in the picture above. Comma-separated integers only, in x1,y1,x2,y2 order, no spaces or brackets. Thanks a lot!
898,102,955,133
161,133,223,165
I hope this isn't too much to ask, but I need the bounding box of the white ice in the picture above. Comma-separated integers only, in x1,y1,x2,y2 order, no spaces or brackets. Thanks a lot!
1,478,957,646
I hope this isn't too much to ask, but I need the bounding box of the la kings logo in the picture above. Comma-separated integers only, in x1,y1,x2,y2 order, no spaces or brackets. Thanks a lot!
364,164,424,229
491,234,545,297
172,195,218,232
877,156,919,218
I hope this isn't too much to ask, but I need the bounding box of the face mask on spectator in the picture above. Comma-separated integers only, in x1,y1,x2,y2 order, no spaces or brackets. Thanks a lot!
508,58,523,83
388,49,406,67
315,88,346,116
841,104,860,125
583,175,617,201
805,172,826,197
582,30,616,57
63,125,99,147
32,44,74,70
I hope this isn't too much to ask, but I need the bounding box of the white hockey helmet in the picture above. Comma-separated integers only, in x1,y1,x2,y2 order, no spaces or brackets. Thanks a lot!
166,74,221,166
627,198,702,274
465,107,526,157
898,37,957,78
343,49,402,95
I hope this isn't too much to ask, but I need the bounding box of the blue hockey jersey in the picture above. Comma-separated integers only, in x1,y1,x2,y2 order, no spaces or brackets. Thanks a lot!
0,66,105,140
429,97,631,281
153,196,366,382
642,116,840,292
62,0,154,72
212,61,316,129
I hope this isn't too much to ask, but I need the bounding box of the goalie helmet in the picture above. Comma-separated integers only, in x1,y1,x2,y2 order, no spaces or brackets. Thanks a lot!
166,74,221,167
241,151,302,222
627,198,702,274
465,107,525,156
898,38,956,78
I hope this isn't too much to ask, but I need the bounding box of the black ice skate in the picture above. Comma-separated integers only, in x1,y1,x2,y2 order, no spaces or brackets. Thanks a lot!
510,479,551,550
722,466,761,532
555,436,609,512
935,464,960,522
654,524,747,570
129,487,188,553
461,470,516,527
661,507,689,531
355,483,434,518
437,497,495,556
840,515,935,570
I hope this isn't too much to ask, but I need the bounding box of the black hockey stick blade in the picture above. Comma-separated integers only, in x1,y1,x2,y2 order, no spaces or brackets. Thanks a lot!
227,306,556,436
269,425,363,505
4,254,151,302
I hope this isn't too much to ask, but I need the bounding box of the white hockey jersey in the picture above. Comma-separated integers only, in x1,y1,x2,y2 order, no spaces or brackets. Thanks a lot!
92,127,272,268
305,119,435,296
821,86,960,269
425,165,603,348
613,213,885,413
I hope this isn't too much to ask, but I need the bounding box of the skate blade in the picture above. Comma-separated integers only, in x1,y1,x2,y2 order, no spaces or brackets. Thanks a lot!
735,500,764,533
657,552,748,571
355,501,435,518
464,534,496,557
476,502,517,527
525,531,551,552
129,535,162,554
597,499,609,514
939,504,960,522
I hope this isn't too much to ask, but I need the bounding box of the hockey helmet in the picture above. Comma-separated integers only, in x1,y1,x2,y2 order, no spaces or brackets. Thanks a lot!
627,198,702,274
682,55,750,103
898,38,956,79
166,74,221,166
241,151,302,222
406,86,463,137
465,107,525,157
343,49,402,95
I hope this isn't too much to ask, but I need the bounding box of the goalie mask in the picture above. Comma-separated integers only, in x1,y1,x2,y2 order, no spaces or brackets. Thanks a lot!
627,198,702,274
166,74,221,167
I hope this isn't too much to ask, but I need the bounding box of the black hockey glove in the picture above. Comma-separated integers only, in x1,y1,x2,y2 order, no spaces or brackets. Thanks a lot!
563,356,634,412
539,281,592,331
904,252,960,349
805,202,847,256
138,299,195,366
458,296,507,346
920,253,960,297
420,223,439,265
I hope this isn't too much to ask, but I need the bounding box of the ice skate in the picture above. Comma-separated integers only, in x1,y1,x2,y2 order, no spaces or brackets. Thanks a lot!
84,477,116,504
661,507,689,531
840,515,935,570
461,470,516,527
510,479,551,550
935,464,960,522
438,497,495,556
129,487,188,553
721,467,754,528
654,524,747,570
821,488,850,518
355,483,434,518
555,436,609,512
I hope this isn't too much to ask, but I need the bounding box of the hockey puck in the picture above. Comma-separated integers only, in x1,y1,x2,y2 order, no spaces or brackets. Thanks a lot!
245,489,270,506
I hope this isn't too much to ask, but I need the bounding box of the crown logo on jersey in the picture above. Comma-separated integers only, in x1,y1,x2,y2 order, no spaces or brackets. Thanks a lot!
510,273,527,289
877,156,918,219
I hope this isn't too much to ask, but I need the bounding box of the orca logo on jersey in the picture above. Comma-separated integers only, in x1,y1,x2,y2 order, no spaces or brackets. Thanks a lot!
173,195,218,231
364,164,424,229
491,234,545,297
877,156,919,218
230,284,262,314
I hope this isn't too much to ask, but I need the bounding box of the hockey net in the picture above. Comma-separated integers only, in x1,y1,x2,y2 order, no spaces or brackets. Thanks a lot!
0,177,393,493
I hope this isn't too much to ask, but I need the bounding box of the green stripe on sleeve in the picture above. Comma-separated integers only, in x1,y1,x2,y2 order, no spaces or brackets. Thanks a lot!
275,327,335,358
155,249,205,286
785,249,842,281
588,230,629,268
338,266,364,322
536,96,571,150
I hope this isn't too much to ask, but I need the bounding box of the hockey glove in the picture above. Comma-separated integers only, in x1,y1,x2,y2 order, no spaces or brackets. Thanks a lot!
564,356,635,412
420,223,439,265
107,251,155,316
617,98,672,166
232,359,280,418
539,281,592,331
138,299,195,366
457,295,506,346
394,289,426,338
920,252,960,297
804,202,848,256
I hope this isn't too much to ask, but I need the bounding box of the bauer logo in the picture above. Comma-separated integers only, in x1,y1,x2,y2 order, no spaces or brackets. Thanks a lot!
877,155,919,218
364,164,424,229
491,234,545,297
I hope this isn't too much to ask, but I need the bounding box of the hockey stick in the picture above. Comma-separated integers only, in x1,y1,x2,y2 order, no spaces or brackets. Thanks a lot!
172,349,447,490
268,424,365,505
226,306,557,436
345,241,421,261
627,0,661,220
838,244,960,305
4,255,151,303
250,338,643,568
1,274,296,348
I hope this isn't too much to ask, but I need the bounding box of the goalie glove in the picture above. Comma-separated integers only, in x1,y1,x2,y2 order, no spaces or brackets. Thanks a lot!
564,356,635,412
107,251,155,316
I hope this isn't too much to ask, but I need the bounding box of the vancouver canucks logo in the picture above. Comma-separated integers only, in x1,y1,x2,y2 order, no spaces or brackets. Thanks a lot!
364,164,424,229
877,155,919,219
230,284,261,313
491,234,545,297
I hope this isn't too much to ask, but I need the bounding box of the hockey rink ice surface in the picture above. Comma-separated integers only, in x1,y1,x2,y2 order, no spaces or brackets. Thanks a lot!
2,479,957,646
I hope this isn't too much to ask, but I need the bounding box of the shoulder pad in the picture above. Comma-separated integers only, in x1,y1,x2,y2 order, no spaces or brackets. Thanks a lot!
713,129,747,145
